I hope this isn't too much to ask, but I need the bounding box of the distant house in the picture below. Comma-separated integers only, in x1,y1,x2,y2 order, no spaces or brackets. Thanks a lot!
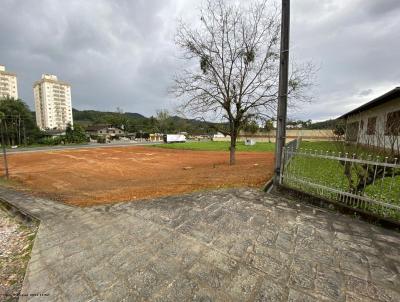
287,124,303,129
149,133,163,142
338,87,400,152
212,132,226,140
86,125,125,138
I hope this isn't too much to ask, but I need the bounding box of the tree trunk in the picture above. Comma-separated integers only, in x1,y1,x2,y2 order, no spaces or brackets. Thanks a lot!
229,132,236,165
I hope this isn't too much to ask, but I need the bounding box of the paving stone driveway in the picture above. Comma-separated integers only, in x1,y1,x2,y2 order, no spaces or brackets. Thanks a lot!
1,187,400,302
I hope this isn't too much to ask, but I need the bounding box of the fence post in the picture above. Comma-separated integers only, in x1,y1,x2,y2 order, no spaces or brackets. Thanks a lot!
279,147,285,185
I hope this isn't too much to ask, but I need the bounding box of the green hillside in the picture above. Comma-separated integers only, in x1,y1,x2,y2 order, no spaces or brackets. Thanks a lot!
72,108,217,135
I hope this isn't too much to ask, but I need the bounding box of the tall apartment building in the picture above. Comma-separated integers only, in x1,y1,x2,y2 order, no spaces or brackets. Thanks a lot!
0,65,18,99
34,74,73,130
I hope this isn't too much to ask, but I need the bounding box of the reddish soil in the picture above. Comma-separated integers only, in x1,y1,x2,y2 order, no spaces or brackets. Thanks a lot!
5,146,274,206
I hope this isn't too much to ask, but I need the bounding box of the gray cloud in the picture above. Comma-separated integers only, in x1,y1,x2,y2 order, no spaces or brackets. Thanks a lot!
359,89,373,97
362,0,400,16
1,0,399,121
290,0,400,121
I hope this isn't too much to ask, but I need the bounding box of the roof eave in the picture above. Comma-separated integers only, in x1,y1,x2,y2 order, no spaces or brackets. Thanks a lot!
337,87,400,120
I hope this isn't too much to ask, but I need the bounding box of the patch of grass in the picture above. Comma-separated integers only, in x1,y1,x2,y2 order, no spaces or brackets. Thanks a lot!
154,141,275,152
300,140,397,158
299,140,343,152
284,141,400,220
0,177,22,189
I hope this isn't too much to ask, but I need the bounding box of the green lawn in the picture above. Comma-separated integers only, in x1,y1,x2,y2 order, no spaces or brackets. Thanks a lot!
284,140,400,220
299,140,396,158
154,141,275,152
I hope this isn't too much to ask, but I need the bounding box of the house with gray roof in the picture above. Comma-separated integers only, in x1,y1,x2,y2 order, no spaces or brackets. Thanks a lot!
338,87,400,153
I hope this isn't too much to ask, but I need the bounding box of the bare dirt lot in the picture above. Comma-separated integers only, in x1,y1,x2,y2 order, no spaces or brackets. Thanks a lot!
4,146,274,206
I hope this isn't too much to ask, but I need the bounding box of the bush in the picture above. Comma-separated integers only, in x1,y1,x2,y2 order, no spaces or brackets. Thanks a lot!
97,137,106,144
65,124,87,143
38,136,64,145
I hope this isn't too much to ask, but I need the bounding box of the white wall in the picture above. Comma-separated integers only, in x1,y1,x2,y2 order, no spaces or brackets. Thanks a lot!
345,97,400,151
213,129,335,142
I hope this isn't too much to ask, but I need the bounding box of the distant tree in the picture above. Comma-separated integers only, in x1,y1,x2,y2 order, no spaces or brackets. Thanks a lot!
136,132,150,140
0,111,5,145
155,109,171,133
0,97,40,145
173,0,313,164
126,119,139,133
306,119,337,130
333,120,345,140
65,123,87,143
243,120,259,136
145,116,158,133
105,107,129,130
264,119,274,142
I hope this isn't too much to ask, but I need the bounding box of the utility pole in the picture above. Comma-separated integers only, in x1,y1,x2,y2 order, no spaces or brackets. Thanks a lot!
23,119,27,145
273,0,290,186
0,119,9,179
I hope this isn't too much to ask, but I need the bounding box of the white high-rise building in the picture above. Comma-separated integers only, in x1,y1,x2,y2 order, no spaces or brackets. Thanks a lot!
34,74,73,130
0,65,18,99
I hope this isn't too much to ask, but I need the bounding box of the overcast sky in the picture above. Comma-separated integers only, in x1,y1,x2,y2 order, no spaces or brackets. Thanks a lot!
1,0,399,121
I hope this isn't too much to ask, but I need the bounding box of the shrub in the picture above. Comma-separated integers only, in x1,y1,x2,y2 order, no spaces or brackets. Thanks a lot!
97,137,106,144
38,136,64,145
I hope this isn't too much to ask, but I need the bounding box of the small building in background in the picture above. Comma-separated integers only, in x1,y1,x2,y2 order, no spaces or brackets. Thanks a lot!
85,125,125,139
212,132,226,140
0,65,18,99
34,74,73,130
149,133,163,142
338,87,400,152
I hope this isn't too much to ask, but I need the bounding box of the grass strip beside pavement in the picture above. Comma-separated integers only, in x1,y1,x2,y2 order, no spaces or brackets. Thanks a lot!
153,141,275,152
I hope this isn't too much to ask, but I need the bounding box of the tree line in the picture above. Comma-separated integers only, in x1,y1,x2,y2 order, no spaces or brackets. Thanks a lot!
0,97,222,146
0,98,89,146
0,96,338,148
0,97,40,145
73,108,219,136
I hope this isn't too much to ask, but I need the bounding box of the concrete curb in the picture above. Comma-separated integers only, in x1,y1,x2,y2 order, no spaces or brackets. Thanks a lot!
0,198,40,223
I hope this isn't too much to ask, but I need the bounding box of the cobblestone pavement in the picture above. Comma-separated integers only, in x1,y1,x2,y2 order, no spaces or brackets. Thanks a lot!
0,187,399,302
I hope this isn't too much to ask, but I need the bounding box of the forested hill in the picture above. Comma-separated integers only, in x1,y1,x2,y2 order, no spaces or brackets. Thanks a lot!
72,108,145,122
306,119,337,130
72,108,337,133
71,108,217,134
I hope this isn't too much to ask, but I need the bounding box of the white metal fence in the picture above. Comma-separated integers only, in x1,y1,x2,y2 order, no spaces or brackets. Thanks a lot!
280,143,400,221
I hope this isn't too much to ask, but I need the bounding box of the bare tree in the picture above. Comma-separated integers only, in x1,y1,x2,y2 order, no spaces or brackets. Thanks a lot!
155,109,171,134
173,0,312,164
